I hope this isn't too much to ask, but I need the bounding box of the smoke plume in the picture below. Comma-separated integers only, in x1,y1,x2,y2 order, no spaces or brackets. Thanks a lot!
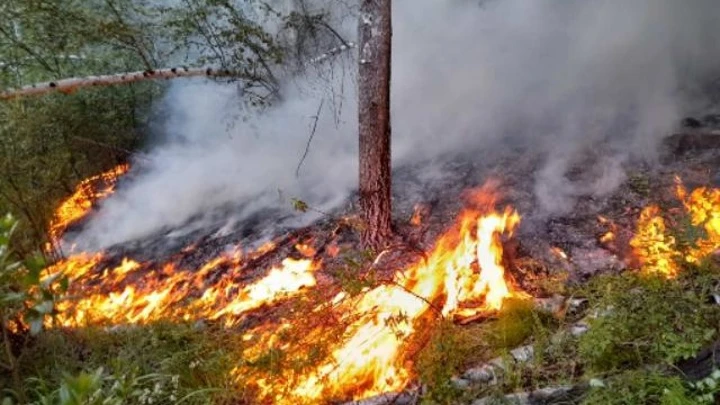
74,0,720,250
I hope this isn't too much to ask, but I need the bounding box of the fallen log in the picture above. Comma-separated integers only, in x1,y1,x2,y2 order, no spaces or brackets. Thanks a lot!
0,67,240,100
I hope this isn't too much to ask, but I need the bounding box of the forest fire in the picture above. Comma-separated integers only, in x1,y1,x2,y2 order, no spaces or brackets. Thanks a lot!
47,252,318,328
41,160,720,403
254,186,527,402
44,177,527,402
47,163,129,247
631,177,720,277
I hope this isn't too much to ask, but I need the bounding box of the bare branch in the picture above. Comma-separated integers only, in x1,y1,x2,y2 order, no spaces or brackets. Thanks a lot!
0,42,356,101
296,99,324,177
310,42,356,64
0,67,238,100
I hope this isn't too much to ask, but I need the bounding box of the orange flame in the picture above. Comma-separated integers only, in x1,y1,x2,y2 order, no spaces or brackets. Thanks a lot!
675,177,720,263
262,186,526,402
48,164,129,246
48,250,317,328
600,231,615,244
550,247,568,260
46,184,525,402
631,177,720,277
630,205,679,277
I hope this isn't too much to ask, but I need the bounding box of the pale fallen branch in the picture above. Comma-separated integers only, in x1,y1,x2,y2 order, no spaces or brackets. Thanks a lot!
0,67,239,100
309,41,356,64
1,42,357,101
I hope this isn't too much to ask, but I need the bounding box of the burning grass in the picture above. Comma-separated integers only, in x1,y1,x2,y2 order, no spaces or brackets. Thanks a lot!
7,170,720,404
32,181,533,403
47,163,129,248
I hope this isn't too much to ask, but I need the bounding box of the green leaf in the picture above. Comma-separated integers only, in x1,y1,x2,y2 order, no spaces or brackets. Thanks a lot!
0,292,27,304
291,198,308,213
24,254,46,274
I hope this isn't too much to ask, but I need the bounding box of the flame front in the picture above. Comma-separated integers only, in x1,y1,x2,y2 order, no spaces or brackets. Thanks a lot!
276,188,526,402
675,178,720,263
45,179,525,402
49,252,317,328
48,163,129,246
631,177,720,277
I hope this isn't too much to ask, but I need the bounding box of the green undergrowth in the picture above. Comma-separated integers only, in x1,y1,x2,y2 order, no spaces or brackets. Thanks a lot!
415,260,720,404
416,299,559,404
4,322,245,404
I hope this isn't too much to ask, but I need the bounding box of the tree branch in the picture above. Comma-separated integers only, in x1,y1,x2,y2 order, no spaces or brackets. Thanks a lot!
0,67,238,100
310,42,356,64
296,99,324,177
0,42,356,101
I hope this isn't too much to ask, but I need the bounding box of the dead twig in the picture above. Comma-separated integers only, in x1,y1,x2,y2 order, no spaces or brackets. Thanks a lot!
295,99,324,177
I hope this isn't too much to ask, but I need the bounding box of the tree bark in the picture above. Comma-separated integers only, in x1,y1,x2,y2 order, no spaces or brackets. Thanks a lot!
358,0,393,249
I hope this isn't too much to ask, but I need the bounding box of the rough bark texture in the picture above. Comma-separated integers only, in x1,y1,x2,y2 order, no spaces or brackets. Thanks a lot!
358,0,393,249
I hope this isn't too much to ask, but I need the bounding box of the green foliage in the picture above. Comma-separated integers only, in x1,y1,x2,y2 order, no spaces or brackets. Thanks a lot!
14,322,239,404
487,298,554,351
158,0,284,105
583,370,697,405
578,272,718,372
332,249,377,296
1,213,67,403
416,321,469,405
687,369,720,404
25,366,221,405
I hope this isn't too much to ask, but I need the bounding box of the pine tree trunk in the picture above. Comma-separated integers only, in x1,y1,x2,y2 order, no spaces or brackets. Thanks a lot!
358,0,393,249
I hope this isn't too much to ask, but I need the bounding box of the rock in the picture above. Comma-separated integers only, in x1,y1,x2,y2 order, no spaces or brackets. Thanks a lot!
570,247,624,277
534,295,566,314
569,323,589,337
488,356,507,371
451,376,472,389
511,345,534,363
343,392,416,405
677,339,720,381
463,364,500,384
472,384,587,405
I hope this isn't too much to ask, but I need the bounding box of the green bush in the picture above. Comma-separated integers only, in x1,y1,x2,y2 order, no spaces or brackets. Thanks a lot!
578,272,718,373
583,370,697,405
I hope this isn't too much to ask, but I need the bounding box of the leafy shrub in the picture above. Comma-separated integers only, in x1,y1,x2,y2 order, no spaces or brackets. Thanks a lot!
578,272,717,372
583,370,696,405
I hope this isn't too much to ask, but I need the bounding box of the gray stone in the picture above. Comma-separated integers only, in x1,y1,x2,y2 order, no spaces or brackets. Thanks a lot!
511,345,534,363
570,323,590,337
473,392,529,405
463,364,499,383
451,376,471,389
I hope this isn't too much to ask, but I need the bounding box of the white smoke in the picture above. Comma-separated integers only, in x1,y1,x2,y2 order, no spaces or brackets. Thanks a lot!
75,0,720,250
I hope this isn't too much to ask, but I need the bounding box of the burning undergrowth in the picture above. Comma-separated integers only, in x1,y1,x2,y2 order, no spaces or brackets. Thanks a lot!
34,140,720,403
43,175,532,402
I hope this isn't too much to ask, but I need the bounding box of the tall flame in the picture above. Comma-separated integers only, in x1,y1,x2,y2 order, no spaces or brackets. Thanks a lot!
45,181,525,402
262,187,526,402
630,205,679,277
